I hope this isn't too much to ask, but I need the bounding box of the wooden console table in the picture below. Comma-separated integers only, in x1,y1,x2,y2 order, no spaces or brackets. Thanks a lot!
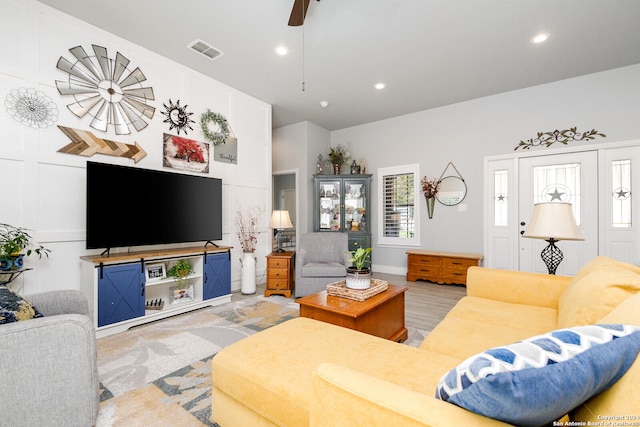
297,284,408,342
406,250,483,286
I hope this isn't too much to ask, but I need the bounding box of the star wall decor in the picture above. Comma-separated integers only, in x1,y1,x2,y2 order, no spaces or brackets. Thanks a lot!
161,99,195,135
55,44,155,135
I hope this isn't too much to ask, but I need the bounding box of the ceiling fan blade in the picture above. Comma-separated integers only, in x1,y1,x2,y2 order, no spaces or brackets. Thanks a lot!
288,0,311,26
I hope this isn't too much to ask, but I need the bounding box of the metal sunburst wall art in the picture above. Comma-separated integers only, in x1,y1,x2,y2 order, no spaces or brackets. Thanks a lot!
5,87,59,128
514,127,606,151
161,99,195,135
55,44,155,135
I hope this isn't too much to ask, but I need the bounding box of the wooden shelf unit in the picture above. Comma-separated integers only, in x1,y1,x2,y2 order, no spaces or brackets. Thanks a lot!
406,250,483,286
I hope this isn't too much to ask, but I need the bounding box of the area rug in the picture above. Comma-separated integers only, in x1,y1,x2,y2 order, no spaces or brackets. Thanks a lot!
96,294,428,426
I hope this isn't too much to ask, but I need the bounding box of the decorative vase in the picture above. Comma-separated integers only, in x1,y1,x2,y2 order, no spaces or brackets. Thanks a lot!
240,251,256,294
333,163,341,174
346,267,371,289
426,196,435,219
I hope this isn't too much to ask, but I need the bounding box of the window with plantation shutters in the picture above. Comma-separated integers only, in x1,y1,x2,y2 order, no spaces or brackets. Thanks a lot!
377,164,420,246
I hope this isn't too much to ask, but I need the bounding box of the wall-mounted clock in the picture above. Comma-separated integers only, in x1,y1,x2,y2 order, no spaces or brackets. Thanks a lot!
55,44,155,135
161,99,195,135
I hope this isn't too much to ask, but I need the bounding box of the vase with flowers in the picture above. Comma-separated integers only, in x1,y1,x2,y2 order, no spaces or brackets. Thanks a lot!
236,205,263,294
421,176,441,219
328,144,350,174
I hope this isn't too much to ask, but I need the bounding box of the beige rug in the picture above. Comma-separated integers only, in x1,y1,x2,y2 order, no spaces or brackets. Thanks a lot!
96,293,428,426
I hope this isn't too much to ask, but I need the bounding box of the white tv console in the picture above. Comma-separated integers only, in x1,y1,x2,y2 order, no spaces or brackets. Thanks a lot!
81,245,232,338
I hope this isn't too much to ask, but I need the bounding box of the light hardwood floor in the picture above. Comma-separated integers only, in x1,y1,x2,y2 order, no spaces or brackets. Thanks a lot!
236,272,467,331
373,272,467,331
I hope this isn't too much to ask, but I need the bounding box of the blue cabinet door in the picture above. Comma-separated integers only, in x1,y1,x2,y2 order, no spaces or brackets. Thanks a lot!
203,252,231,299
97,263,145,327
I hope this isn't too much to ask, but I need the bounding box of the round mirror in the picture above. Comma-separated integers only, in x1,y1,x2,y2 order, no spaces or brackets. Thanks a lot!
436,176,467,206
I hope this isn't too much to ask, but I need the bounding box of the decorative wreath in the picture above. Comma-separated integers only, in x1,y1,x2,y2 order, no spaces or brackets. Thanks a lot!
200,109,230,146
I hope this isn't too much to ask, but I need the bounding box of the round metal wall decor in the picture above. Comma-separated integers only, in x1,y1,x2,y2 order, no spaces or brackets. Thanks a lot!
5,87,58,128
161,99,195,135
55,44,155,135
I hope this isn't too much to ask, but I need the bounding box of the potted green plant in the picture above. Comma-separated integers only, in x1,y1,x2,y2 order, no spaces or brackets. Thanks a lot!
0,223,51,271
166,259,194,288
346,247,372,289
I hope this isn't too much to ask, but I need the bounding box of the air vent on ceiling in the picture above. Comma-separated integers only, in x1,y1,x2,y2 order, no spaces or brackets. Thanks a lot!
187,39,224,61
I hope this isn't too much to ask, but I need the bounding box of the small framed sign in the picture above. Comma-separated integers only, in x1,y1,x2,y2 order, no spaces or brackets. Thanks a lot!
145,262,166,281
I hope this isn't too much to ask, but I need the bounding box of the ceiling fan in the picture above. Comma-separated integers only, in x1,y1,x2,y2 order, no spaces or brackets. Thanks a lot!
288,0,320,26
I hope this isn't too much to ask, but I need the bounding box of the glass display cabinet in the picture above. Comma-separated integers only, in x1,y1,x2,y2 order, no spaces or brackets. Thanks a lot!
313,174,372,252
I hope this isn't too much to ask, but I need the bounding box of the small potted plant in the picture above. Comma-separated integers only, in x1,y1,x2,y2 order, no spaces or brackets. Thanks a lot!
167,259,195,304
166,259,194,288
346,247,372,289
0,223,50,271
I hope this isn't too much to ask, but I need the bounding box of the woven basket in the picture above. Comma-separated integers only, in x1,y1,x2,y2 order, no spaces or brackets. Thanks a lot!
326,278,388,302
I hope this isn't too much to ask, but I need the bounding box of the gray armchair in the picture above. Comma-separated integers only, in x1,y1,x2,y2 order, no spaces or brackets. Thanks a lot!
0,290,99,427
295,232,351,297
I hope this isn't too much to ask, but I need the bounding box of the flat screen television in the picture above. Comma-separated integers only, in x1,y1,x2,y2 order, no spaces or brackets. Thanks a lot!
86,161,222,251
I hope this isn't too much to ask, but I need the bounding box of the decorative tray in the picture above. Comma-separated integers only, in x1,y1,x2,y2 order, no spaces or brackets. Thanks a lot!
326,279,388,302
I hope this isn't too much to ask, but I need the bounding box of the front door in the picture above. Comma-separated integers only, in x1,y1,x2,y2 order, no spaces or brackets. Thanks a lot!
518,152,599,275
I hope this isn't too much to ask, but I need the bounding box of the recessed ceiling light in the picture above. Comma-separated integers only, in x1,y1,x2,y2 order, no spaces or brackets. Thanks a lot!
531,33,550,44
374,82,386,90
320,101,329,108
275,46,289,56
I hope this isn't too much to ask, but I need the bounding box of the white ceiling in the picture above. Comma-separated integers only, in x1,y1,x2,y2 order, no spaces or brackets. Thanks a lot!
37,0,640,131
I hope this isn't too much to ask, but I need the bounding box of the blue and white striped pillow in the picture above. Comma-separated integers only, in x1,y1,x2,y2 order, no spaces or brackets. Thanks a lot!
435,324,640,426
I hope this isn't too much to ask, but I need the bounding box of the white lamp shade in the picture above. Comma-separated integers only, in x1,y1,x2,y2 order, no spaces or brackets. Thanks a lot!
523,202,584,241
269,210,293,229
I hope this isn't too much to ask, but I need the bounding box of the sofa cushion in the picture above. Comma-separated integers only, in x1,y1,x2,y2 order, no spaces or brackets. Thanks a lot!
301,261,346,277
420,296,558,360
557,256,640,328
435,324,640,427
212,317,460,426
0,285,44,324
571,293,640,421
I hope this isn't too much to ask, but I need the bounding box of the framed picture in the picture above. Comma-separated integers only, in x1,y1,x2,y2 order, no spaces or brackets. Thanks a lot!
170,285,194,304
162,133,210,173
145,262,166,281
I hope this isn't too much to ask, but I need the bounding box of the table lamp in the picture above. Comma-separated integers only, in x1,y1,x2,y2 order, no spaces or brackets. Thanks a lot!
522,202,584,274
269,210,293,252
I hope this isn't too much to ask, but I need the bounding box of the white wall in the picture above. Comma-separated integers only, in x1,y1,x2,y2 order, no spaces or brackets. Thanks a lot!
296,64,640,274
0,0,272,294
273,121,330,236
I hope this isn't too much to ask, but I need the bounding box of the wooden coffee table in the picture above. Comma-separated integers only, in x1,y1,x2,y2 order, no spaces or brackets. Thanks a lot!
297,284,409,342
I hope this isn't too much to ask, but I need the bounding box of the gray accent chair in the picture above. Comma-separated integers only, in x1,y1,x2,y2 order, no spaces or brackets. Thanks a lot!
295,232,351,297
0,289,99,427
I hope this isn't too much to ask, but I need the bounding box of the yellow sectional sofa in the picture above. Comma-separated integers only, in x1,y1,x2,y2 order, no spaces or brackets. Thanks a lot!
211,256,640,426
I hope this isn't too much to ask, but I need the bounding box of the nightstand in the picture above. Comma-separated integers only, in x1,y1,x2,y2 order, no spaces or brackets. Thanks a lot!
265,251,295,297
